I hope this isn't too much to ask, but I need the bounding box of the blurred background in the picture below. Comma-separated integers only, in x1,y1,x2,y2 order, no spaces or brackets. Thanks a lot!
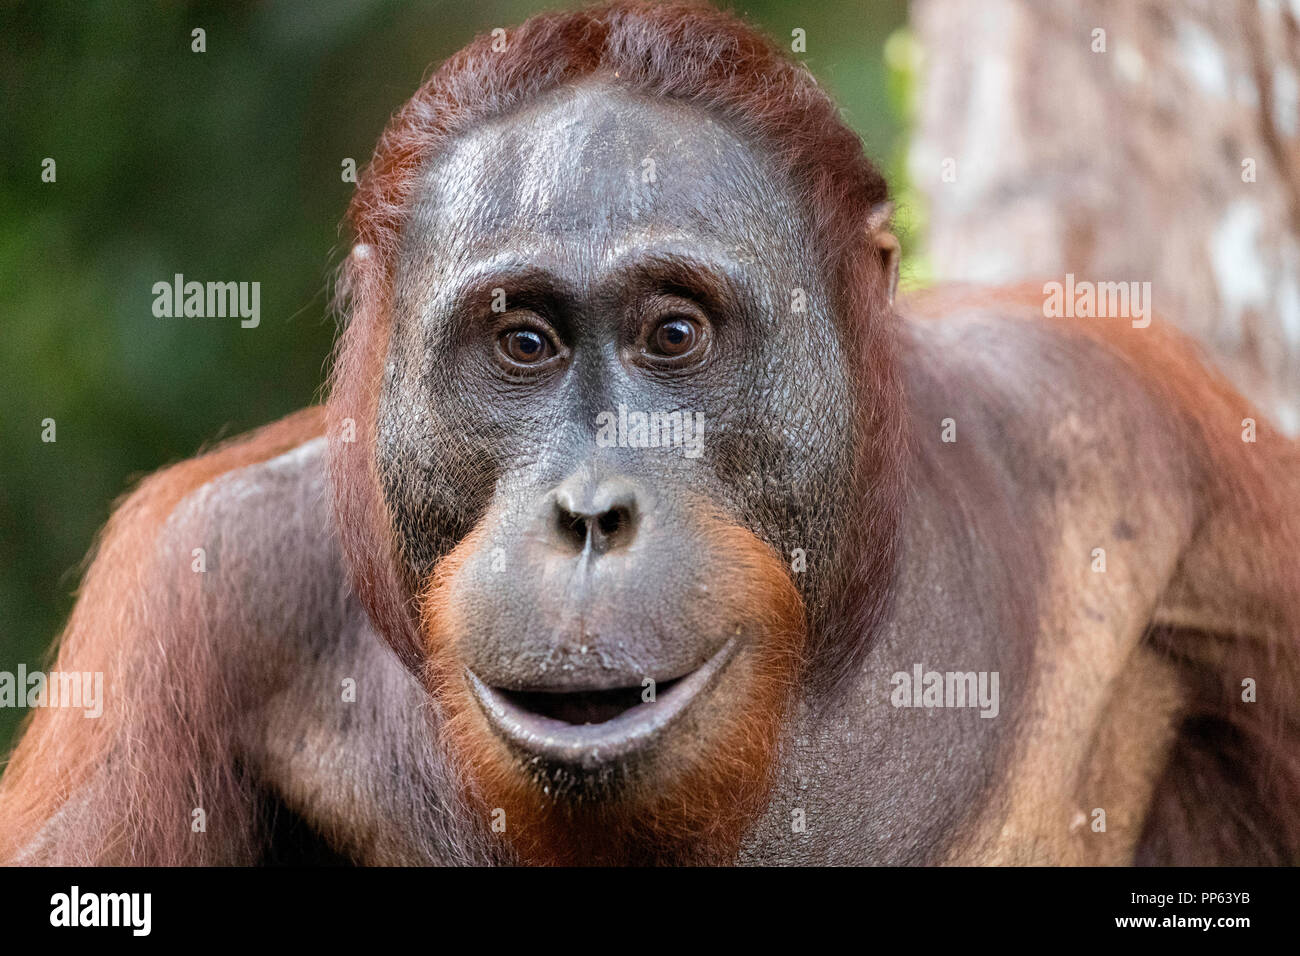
0,0,911,753
4,0,1298,757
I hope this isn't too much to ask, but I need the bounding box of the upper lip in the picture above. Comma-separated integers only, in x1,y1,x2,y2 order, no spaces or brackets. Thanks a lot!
466,637,738,768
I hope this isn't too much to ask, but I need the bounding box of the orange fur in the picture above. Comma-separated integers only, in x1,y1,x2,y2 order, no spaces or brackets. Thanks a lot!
418,517,806,865
0,408,325,863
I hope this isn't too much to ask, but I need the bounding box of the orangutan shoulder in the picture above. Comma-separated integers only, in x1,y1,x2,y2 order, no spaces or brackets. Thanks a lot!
166,433,330,558
898,290,1194,485
117,421,351,671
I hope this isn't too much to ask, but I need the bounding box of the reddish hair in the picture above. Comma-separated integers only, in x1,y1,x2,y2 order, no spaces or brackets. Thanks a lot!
0,409,326,863
328,0,905,693
420,515,806,865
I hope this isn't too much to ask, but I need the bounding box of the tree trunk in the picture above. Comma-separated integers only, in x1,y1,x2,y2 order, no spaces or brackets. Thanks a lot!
910,0,1300,431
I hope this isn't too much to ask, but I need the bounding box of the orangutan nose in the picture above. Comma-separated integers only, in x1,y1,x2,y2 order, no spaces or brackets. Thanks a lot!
551,476,641,556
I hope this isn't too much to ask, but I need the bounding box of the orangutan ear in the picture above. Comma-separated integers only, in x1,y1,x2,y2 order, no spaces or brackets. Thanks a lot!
866,201,901,305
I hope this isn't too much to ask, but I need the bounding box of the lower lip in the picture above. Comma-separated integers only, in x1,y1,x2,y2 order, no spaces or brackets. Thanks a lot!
466,637,739,768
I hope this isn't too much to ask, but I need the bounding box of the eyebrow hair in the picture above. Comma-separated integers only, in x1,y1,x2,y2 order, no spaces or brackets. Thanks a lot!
420,252,568,333
418,237,758,338
609,249,747,317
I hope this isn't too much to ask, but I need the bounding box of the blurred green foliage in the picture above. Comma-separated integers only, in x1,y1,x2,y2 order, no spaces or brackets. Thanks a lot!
0,0,907,754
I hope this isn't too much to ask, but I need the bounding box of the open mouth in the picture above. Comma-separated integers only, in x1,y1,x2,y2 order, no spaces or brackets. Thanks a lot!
494,678,684,725
466,638,738,769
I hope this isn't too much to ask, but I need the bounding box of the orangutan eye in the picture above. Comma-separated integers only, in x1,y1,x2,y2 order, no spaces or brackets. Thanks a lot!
649,317,702,359
499,328,555,366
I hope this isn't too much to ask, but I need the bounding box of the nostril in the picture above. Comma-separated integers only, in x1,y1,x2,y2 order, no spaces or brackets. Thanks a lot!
590,503,635,553
551,501,637,555
597,506,626,539
550,480,641,556
554,504,590,553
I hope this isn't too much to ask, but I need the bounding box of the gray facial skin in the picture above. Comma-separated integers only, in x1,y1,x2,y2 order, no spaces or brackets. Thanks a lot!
377,81,857,698
357,80,1183,862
